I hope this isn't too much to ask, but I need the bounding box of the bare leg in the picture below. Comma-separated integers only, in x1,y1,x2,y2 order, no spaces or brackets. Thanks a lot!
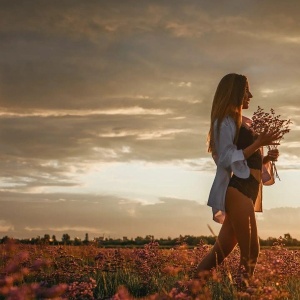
225,187,260,277
195,216,237,276
196,187,259,278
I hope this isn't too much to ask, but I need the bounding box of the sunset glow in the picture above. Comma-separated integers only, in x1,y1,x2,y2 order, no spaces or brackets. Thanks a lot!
1,0,300,240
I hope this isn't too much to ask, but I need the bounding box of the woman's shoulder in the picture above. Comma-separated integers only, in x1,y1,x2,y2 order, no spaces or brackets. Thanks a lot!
242,115,252,126
214,116,236,135
218,116,235,128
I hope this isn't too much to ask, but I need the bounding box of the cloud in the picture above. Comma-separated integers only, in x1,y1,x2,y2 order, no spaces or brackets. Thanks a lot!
1,190,300,240
25,225,107,235
0,0,300,238
0,191,219,239
257,207,300,239
1,0,299,110
0,220,14,233
0,102,208,191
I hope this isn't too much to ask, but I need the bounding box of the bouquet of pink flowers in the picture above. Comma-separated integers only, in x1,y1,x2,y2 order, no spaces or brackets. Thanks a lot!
250,106,292,180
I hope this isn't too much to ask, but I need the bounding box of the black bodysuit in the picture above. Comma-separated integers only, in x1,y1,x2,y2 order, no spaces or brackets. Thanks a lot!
228,125,263,203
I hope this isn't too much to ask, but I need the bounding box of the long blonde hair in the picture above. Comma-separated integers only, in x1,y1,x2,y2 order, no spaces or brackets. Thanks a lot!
207,73,247,153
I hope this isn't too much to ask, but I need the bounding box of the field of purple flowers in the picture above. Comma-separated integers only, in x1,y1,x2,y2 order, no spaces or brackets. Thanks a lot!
1,240,300,299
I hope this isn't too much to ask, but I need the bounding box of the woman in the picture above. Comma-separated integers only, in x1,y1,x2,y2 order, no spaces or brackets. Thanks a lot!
196,73,280,279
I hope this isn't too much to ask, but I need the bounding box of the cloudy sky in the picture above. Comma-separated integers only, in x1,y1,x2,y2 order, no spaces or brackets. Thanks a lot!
1,0,300,240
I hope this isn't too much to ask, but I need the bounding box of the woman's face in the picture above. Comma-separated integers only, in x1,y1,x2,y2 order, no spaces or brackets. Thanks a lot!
242,81,253,110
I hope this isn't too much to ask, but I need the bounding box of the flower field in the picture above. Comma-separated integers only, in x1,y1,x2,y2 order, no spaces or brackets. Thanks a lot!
1,240,300,299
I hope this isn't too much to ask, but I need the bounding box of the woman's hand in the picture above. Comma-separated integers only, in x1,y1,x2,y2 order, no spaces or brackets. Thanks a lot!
267,149,279,161
256,128,282,147
243,129,282,160
263,149,279,164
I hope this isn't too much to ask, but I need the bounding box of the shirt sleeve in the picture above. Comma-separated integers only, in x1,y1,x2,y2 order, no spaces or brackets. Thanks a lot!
215,117,250,179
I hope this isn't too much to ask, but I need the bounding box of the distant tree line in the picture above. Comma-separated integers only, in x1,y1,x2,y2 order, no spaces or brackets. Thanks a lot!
1,233,299,247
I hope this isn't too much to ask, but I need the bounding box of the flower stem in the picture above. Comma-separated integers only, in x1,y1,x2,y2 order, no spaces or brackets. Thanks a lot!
271,161,281,181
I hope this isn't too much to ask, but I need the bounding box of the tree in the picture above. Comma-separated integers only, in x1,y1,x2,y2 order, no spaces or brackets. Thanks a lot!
74,237,82,246
1,236,12,244
134,236,144,245
145,235,154,242
52,235,57,245
284,233,291,240
83,233,89,245
42,234,50,244
62,233,71,245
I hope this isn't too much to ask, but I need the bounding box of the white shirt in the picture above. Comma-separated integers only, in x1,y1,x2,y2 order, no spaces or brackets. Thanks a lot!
207,116,274,224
